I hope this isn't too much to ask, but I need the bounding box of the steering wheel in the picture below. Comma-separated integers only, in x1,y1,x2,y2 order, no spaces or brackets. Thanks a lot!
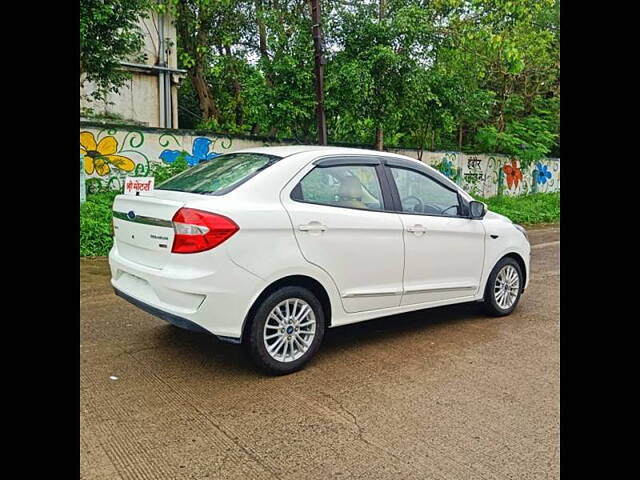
440,204,459,216
402,195,424,212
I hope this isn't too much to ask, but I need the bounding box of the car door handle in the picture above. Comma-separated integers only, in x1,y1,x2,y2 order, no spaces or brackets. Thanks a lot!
407,224,426,234
298,222,327,232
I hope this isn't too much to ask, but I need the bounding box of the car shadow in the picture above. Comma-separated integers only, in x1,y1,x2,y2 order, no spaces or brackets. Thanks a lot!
147,301,488,377
149,325,255,377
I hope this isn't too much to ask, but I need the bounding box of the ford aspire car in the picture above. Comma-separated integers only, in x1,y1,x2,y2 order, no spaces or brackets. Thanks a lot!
109,146,530,374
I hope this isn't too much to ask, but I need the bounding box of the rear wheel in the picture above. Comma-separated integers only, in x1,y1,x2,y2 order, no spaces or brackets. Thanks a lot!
245,286,325,375
482,257,523,316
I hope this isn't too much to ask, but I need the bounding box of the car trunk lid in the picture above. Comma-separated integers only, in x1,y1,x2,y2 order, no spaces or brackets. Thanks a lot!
112,193,184,269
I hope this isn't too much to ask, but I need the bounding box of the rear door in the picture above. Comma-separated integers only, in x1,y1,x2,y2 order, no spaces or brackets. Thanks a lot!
281,157,405,313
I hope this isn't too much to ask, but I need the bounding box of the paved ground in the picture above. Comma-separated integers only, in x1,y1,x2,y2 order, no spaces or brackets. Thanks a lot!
80,226,559,480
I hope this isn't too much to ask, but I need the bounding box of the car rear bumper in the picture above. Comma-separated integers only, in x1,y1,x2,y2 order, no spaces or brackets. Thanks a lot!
113,288,241,343
108,244,266,340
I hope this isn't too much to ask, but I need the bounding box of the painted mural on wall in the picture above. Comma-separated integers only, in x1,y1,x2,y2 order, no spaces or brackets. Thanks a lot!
160,137,221,166
79,127,242,193
80,123,559,197
391,148,561,197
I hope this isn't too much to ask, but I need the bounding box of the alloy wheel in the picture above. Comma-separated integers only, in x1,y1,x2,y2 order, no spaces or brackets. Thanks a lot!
263,298,316,362
494,265,520,310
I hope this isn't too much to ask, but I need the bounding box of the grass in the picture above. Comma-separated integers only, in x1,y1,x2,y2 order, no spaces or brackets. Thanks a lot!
79,191,560,257
477,192,560,225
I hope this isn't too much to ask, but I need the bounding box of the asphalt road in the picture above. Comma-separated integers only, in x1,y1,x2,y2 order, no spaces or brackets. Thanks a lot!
80,225,559,480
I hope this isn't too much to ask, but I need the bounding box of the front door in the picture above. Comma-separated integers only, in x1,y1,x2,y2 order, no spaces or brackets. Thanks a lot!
281,158,405,313
385,165,485,306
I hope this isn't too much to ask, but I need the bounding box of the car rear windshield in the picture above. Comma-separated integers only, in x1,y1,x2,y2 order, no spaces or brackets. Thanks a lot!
156,152,282,195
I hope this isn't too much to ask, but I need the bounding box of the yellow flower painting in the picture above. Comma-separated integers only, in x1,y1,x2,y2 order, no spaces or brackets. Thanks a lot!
80,131,135,176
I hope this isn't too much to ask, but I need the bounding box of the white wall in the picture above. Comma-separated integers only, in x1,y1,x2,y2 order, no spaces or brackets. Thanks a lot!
80,12,181,128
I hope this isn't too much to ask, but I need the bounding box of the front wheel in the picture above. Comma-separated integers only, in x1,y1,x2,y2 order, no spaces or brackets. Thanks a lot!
245,286,325,375
482,258,523,316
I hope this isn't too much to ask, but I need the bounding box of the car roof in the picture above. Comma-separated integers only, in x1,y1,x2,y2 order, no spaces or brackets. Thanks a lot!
232,144,420,162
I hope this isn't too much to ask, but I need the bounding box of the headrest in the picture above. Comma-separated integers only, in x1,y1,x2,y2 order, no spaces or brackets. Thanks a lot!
338,176,363,200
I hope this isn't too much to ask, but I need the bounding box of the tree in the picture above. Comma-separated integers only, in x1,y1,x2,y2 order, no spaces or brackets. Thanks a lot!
169,0,251,123
156,0,559,158
328,1,438,150
465,0,559,166
80,0,150,102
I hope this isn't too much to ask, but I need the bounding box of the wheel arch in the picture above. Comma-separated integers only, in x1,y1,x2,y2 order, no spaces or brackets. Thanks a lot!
240,274,332,343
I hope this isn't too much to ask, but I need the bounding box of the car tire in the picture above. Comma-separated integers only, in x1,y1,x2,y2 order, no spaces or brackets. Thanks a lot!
245,286,325,375
482,257,524,317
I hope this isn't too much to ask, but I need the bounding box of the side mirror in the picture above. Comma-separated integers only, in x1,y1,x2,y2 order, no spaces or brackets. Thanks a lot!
469,200,487,219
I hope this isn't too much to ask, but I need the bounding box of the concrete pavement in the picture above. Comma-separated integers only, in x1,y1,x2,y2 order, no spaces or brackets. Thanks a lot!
80,225,559,479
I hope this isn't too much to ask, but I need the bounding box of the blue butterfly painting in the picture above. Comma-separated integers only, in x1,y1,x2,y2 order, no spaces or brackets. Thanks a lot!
159,137,220,167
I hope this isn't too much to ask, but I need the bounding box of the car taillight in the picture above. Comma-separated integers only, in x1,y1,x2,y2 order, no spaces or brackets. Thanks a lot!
171,208,239,254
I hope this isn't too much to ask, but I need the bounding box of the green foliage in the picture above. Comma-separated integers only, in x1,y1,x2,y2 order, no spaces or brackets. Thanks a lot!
161,0,559,156
80,191,120,256
476,118,557,169
80,0,150,102
149,157,190,184
478,192,560,224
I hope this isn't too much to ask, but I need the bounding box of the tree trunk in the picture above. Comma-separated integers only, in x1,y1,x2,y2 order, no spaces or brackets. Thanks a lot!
375,126,384,151
233,78,243,128
176,2,218,123
497,71,508,132
458,125,463,150
192,63,218,121
256,0,273,88
225,45,244,128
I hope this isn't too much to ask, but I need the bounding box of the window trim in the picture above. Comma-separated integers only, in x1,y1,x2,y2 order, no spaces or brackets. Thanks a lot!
313,156,381,167
382,163,470,219
289,157,396,213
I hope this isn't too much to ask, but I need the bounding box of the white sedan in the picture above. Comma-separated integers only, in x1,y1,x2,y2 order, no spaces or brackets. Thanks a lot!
109,146,530,374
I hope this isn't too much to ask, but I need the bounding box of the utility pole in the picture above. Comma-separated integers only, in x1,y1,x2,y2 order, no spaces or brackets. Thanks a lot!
309,0,327,145
374,0,385,151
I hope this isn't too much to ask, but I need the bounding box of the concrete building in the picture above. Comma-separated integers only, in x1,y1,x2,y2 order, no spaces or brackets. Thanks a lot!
80,11,185,128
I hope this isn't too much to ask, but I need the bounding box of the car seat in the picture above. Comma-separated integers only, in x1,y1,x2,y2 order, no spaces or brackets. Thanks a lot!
336,176,367,209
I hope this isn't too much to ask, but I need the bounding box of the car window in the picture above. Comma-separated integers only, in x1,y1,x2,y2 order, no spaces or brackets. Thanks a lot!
293,165,385,211
390,167,461,216
157,152,281,194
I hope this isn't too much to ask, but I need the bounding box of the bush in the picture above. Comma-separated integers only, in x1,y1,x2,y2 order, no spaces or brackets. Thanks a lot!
148,157,189,184
80,191,120,256
478,192,560,225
